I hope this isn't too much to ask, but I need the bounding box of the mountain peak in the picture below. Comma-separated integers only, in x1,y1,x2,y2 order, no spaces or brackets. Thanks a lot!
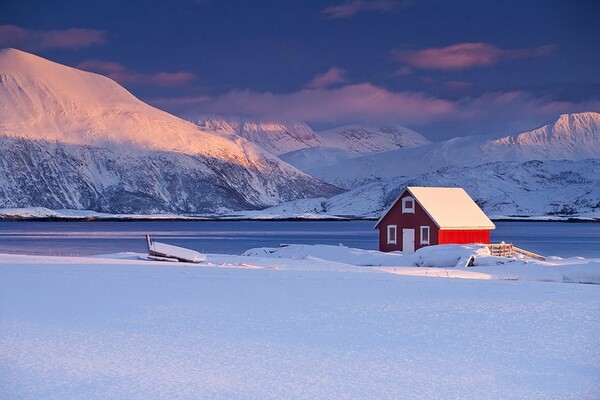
493,111,600,147
0,49,307,170
552,111,600,132
0,48,219,156
0,47,33,59
0,47,91,78
0,49,342,213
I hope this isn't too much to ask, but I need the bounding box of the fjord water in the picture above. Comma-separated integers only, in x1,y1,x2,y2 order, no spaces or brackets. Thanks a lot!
0,220,598,258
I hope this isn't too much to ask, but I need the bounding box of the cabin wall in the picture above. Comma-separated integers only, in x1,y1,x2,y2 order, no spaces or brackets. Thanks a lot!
378,191,438,252
438,230,490,245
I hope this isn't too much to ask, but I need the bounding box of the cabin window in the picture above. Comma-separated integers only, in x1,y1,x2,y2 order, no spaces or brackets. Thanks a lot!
402,196,415,214
420,226,430,245
387,225,397,245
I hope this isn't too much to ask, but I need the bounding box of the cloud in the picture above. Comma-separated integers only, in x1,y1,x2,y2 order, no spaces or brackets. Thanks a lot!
0,24,106,51
443,90,600,136
197,83,455,125
76,60,126,74
393,42,556,70
152,72,196,86
322,0,403,19
169,83,599,139
76,60,196,87
150,95,211,107
305,67,347,89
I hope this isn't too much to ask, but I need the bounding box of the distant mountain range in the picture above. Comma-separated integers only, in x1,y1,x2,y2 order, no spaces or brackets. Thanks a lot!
0,48,599,219
262,159,600,219
0,48,341,213
278,125,430,173
304,112,600,189
189,116,429,156
189,118,431,172
219,109,600,220
263,112,600,219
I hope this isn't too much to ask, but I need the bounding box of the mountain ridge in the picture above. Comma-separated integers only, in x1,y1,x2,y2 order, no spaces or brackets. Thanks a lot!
190,115,323,155
0,48,342,213
188,114,431,157
309,112,600,189
260,159,600,219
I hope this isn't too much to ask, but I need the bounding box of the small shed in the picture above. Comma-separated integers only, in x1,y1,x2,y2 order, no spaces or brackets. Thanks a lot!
375,186,495,253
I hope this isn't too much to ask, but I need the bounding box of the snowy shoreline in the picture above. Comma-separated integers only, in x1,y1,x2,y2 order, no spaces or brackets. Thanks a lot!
1,207,598,222
2,243,599,285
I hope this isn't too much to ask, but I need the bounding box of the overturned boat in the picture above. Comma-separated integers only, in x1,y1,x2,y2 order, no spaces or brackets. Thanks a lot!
145,235,207,263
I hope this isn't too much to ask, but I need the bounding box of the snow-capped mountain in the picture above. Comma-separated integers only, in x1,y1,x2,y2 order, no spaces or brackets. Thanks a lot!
190,115,323,155
270,113,600,219
318,124,430,153
278,147,361,173
190,116,431,166
0,48,341,213
312,112,600,188
262,159,600,219
489,112,600,157
277,124,430,173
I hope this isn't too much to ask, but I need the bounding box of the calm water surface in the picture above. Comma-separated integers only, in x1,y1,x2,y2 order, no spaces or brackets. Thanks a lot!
0,220,598,258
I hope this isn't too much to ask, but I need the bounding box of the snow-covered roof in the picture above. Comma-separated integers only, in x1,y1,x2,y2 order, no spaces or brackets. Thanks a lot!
376,186,495,230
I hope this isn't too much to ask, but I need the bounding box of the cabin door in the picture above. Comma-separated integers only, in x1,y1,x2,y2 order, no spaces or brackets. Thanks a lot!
402,229,415,253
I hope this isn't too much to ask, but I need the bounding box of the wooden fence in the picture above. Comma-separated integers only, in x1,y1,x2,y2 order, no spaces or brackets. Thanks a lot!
485,243,545,261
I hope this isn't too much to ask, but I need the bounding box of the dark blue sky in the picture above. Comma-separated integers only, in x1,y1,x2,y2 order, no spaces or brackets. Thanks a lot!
2,0,599,139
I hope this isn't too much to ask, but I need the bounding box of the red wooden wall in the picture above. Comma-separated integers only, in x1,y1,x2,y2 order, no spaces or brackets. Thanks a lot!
438,230,490,245
378,191,438,252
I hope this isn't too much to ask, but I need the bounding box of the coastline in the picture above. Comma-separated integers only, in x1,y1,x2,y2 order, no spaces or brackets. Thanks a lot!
1,208,598,223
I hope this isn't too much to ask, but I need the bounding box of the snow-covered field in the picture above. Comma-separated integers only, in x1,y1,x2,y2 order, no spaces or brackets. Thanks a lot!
1,244,599,399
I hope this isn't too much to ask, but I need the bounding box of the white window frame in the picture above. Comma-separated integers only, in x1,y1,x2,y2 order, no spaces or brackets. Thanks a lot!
402,196,415,214
387,224,397,245
420,225,430,245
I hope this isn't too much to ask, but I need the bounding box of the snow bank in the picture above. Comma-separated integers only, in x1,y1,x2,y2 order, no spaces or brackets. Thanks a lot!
241,243,600,284
409,244,491,268
243,243,405,266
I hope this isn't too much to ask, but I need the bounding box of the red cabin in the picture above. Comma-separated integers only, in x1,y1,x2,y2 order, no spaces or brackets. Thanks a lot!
375,186,495,253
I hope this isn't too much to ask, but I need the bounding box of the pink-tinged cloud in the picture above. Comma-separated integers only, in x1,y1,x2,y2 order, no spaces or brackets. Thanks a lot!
179,83,599,139
322,0,402,19
152,72,196,86
306,67,347,89
107,71,196,87
444,90,600,137
77,60,196,87
201,83,455,125
76,60,126,74
151,95,211,107
455,91,588,119
107,71,195,87
393,42,556,70
0,24,106,50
